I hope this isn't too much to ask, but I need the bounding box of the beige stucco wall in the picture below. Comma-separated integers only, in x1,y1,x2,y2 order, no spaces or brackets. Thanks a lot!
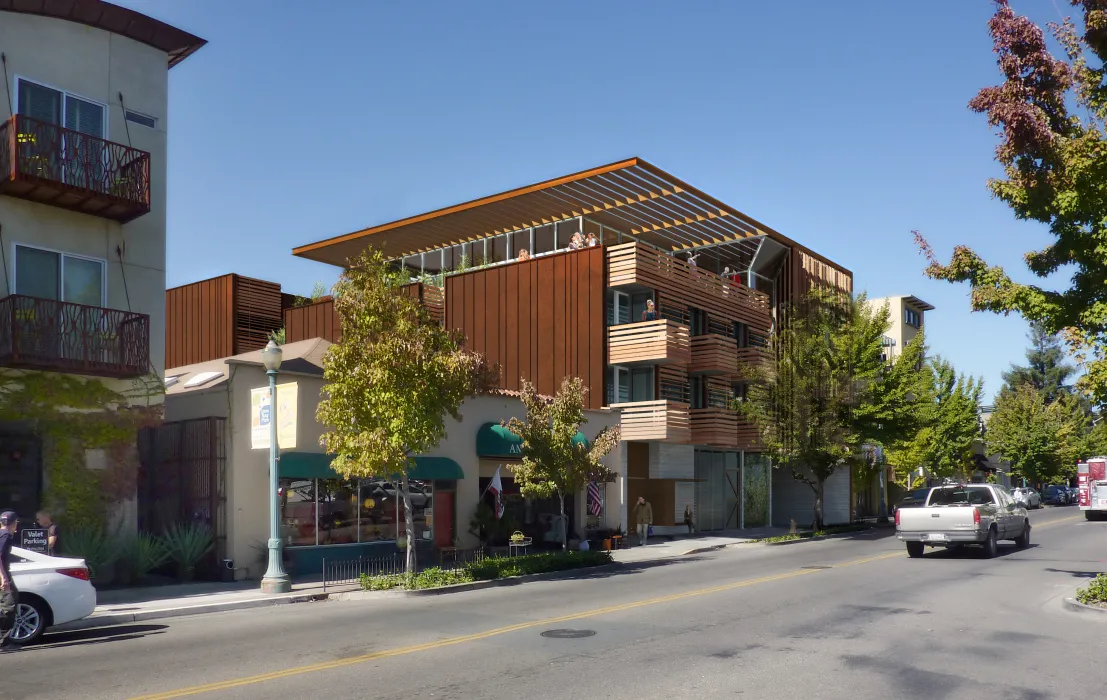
0,12,170,388
869,296,926,362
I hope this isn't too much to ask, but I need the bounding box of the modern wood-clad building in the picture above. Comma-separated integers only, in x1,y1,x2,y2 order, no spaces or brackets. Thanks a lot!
291,158,855,532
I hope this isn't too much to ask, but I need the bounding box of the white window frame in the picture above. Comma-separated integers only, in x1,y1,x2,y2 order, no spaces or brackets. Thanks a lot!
11,242,108,307
13,75,109,139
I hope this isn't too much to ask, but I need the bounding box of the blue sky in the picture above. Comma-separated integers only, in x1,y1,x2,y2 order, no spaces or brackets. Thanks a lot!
127,0,1074,402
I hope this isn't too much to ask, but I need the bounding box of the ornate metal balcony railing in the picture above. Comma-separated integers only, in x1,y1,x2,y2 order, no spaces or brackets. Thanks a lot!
0,295,150,378
0,114,151,223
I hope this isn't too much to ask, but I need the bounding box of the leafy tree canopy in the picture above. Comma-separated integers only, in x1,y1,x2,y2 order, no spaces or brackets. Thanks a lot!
1001,322,1078,402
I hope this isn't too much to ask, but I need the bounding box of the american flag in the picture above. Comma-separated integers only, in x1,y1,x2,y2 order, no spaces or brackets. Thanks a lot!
587,481,603,517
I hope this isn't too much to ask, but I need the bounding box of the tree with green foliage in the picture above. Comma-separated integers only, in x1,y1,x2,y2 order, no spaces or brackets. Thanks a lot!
916,0,1107,406
738,288,886,529
1001,322,1078,403
922,358,984,481
507,377,620,551
317,249,497,572
987,384,1063,485
865,331,935,489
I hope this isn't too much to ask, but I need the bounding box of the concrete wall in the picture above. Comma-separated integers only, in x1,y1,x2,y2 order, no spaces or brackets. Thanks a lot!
0,11,170,386
772,466,850,528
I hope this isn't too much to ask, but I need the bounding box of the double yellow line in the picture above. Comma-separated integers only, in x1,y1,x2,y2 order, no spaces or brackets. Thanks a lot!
131,550,903,700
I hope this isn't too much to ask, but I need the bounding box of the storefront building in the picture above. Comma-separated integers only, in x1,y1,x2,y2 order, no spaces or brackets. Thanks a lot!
160,338,624,579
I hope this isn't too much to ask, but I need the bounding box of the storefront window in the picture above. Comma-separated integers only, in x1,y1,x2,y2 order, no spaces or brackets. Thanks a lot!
358,479,397,542
279,479,316,547
318,479,359,545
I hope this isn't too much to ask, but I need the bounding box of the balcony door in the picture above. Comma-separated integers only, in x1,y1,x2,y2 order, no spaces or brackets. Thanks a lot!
17,79,107,191
13,245,107,365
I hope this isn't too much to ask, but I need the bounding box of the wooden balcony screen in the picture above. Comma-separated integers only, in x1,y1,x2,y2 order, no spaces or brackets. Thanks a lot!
606,243,772,334
284,299,340,344
607,319,690,366
689,334,739,376
0,295,149,378
0,114,151,223
690,408,739,449
614,400,691,443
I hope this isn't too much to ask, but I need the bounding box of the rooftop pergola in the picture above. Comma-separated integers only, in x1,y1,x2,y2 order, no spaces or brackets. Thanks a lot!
293,157,841,279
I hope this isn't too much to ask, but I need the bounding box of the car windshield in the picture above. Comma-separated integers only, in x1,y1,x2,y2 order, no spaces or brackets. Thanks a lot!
928,487,995,506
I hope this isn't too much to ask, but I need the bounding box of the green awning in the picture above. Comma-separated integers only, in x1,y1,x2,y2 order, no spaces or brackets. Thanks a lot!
278,452,464,481
475,422,589,458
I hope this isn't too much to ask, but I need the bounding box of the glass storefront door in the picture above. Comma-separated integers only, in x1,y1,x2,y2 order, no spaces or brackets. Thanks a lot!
694,450,740,531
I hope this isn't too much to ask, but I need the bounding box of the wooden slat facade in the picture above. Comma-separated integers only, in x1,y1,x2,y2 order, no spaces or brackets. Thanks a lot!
689,334,739,377
444,247,605,410
606,243,772,334
613,400,691,443
166,274,281,369
690,408,739,449
607,319,690,367
284,299,340,344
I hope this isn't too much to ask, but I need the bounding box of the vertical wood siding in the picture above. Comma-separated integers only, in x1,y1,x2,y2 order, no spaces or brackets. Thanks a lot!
165,274,282,369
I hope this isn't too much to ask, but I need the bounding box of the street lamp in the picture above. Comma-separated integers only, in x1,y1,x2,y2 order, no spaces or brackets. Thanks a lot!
260,340,291,594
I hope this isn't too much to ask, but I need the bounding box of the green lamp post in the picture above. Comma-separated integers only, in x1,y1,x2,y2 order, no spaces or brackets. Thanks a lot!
260,339,292,594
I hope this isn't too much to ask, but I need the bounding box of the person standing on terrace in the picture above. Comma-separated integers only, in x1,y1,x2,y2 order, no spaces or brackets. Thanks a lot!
517,248,532,261
585,232,599,247
568,232,584,250
642,299,657,322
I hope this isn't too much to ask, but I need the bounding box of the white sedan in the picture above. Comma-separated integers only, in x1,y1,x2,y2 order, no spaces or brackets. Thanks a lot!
8,547,97,644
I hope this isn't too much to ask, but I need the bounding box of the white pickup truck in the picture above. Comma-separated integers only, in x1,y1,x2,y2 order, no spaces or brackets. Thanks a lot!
895,483,1030,558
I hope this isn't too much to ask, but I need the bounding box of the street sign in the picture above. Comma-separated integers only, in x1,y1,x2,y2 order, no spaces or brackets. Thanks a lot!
251,381,298,450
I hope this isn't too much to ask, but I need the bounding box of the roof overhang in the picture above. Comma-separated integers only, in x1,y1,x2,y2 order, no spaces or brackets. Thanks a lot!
291,157,849,277
903,296,936,311
0,0,207,68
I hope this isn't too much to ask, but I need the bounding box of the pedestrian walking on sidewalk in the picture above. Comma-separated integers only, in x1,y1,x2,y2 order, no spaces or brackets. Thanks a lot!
633,497,653,546
0,511,20,653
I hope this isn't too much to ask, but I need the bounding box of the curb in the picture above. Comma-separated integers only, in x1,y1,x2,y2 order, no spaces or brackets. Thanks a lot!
51,592,329,632
1063,597,1107,616
331,562,625,601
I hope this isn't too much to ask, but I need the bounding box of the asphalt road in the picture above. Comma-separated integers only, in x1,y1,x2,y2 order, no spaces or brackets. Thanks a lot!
4,507,1104,700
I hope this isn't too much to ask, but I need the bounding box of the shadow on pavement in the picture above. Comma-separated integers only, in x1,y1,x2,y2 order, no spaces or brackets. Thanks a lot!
31,624,169,651
1043,567,1104,579
912,543,1039,560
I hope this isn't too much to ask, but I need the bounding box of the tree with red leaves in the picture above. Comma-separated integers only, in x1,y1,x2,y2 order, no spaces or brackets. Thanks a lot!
917,0,1107,405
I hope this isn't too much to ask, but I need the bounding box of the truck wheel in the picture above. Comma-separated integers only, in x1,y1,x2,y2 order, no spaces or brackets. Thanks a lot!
982,528,999,558
906,542,924,558
1086,511,1100,522
1015,521,1031,549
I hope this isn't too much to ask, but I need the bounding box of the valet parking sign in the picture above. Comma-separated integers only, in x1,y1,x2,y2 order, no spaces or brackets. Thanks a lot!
251,381,298,450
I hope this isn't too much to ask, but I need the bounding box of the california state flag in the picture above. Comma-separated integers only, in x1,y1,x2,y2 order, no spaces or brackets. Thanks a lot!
489,466,505,520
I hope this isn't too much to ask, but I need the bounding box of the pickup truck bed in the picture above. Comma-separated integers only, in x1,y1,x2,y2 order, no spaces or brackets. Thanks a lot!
895,484,1030,558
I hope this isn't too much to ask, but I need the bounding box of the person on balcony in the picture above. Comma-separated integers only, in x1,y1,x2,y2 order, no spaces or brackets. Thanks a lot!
687,252,700,267
642,299,657,322
585,232,599,247
567,232,584,250
517,248,532,261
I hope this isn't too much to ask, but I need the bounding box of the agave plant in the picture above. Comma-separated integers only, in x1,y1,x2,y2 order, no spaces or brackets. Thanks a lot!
65,528,120,582
161,523,214,581
119,532,171,582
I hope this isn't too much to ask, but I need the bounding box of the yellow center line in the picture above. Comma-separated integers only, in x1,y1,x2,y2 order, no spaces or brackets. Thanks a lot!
129,549,908,700
1034,514,1083,529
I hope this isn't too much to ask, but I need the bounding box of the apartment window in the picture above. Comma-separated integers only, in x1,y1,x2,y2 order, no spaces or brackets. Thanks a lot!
905,308,922,328
14,245,105,306
607,366,654,404
608,291,631,326
124,110,157,129
18,79,105,138
689,308,707,337
690,376,706,409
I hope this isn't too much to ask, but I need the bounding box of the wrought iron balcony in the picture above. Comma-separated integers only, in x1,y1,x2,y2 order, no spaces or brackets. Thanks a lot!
0,114,151,223
0,295,150,378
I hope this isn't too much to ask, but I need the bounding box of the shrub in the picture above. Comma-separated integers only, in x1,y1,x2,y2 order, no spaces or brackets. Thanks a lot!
1076,574,1107,606
465,550,612,581
161,523,214,580
65,528,119,582
359,573,404,591
409,568,474,589
119,532,170,581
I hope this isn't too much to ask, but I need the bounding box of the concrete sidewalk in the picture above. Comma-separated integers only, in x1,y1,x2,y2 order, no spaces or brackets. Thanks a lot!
50,528,787,633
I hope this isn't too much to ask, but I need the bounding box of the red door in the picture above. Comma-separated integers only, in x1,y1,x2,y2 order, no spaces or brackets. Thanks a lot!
434,491,455,547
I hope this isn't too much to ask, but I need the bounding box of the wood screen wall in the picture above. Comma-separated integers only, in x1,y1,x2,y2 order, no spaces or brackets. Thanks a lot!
165,274,283,369
284,299,340,344
445,247,605,409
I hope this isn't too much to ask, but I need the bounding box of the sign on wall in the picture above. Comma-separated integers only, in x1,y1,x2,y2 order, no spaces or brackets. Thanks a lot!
251,382,298,450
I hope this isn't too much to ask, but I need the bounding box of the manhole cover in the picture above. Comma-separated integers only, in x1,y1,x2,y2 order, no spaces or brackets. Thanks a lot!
541,629,596,639
801,565,831,570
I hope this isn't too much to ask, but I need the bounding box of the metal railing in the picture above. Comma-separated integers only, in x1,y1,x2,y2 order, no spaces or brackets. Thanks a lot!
0,294,150,378
322,547,487,592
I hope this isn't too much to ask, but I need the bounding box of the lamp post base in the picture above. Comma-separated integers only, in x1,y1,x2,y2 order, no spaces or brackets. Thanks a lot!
260,575,292,594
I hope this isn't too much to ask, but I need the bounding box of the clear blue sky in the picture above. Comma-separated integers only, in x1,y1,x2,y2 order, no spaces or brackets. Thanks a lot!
125,0,1075,402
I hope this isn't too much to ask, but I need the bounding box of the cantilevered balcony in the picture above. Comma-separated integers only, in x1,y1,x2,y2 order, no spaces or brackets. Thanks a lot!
689,334,738,376
613,400,691,443
690,407,739,448
736,345,772,378
0,295,150,378
607,319,690,366
0,115,151,223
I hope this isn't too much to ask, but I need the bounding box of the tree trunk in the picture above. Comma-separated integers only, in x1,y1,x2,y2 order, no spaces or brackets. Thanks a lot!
400,471,417,574
813,478,825,531
559,491,567,552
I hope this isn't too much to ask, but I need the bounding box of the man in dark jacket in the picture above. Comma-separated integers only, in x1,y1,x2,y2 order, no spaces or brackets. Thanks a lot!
0,510,19,652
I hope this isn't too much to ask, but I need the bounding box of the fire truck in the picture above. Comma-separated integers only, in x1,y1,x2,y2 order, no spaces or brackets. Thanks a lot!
1077,457,1107,520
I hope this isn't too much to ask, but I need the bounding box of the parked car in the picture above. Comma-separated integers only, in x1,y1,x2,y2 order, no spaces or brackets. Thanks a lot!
893,488,931,514
895,484,1030,558
1063,485,1079,505
1011,487,1041,509
8,546,97,644
1041,485,1068,506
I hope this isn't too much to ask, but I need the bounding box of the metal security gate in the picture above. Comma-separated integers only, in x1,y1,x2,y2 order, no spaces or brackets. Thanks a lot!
694,449,740,531
137,417,226,577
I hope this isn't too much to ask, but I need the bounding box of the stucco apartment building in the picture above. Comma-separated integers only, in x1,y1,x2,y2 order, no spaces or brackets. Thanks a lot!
0,1,204,522
868,295,934,362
